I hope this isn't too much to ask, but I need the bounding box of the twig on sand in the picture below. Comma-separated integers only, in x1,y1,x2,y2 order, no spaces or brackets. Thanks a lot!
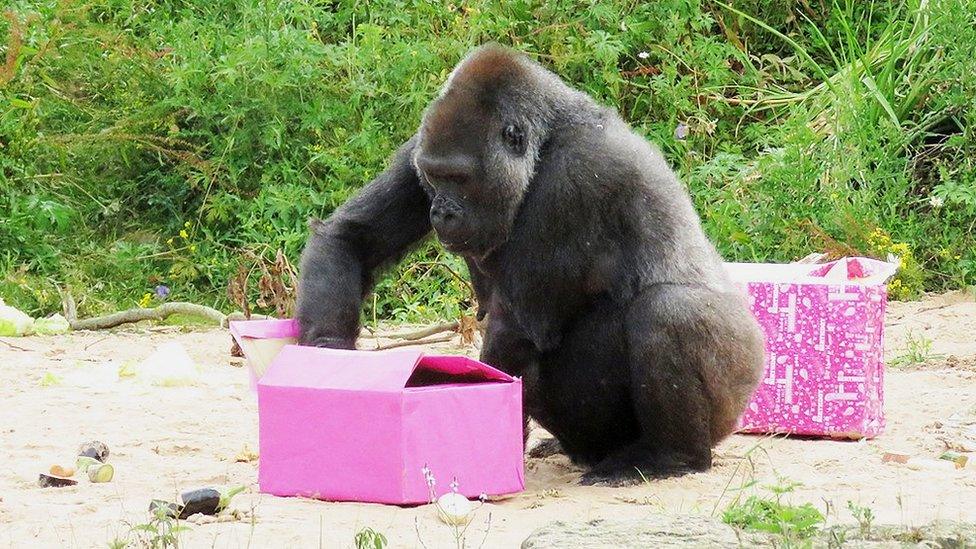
226,312,269,322
83,336,110,351
374,334,456,350
0,338,31,351
377,321,459,341
66,297,461,346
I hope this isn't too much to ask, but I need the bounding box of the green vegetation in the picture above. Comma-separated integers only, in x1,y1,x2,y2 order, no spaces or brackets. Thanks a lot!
723,479,825,544
890,329,944,367
354,527,388,549
2,0,974,320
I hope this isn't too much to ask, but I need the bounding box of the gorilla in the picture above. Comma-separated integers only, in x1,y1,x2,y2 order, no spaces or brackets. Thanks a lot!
297,44,765,484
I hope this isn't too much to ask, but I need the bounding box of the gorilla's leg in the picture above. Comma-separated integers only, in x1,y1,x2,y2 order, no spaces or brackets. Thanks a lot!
578,284,764,486
528,299,640,467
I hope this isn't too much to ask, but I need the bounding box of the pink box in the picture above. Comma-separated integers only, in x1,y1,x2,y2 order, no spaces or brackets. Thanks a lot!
726,257,898,439
229,320,524,504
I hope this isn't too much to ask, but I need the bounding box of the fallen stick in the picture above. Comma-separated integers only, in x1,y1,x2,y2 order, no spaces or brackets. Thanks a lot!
69,302,228,331
373,334,456,350
0,338,32,351
376,321,459,341
69,300,460,341
226,312,269,323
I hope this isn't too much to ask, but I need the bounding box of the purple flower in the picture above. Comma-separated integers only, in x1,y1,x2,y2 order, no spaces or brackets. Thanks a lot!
155,285,171,299
674,122,689,140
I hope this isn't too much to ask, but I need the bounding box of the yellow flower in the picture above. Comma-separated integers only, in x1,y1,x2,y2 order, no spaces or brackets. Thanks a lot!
138,293,152,308
179,229,189,239
939,248,951,258
184,221,191,228
889,242,910,256
166,238,174,245
891,279,902,287
955,255,962,260
190,245,197,252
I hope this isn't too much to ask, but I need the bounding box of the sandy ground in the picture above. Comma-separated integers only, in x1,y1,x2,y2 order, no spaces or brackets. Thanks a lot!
0,291,974,548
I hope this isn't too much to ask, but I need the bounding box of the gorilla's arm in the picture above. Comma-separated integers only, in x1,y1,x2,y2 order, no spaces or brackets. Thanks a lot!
297,135,432,348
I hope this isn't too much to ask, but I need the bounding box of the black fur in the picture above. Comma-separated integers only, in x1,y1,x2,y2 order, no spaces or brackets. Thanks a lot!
297,45,765,484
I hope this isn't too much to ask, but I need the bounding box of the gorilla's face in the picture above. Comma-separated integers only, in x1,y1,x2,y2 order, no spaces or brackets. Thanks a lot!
414,81,536,257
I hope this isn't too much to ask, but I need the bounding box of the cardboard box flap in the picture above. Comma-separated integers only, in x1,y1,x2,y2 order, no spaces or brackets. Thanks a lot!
806,257,899,284
406,355,515,387
229,319,299,340
725,256,898,285
260,345,426,392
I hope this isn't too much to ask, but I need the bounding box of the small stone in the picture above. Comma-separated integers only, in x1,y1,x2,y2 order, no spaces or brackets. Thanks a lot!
186,513,216,524
436,493,473,526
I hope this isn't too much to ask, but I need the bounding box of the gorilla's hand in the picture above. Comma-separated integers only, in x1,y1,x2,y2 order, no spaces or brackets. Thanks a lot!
298,333,356,350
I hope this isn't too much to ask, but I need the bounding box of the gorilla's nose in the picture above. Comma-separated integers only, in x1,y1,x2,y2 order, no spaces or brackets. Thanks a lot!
430,198,464,238
416,153,475,184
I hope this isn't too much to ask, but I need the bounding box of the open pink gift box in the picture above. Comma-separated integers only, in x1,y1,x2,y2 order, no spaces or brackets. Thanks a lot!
725,257,899,439
230,320,524,505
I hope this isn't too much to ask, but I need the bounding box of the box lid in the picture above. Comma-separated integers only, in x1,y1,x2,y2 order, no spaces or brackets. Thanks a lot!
229,318,299,340
259,345,514,393
725,257,898,285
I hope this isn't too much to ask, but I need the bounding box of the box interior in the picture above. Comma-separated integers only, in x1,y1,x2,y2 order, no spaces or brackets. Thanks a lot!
405,356,512,388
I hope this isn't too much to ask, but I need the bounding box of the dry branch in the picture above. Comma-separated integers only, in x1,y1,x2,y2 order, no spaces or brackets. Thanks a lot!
58,286,77,322
226,312,269,323
69,302,227,331
0,338,31,351
376,321,459,340
373,333,456,350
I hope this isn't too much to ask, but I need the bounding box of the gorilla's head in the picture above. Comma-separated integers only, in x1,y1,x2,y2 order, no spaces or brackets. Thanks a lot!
414,45,556,257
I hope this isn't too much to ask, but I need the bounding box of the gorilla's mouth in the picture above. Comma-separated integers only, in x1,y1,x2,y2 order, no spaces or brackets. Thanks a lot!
435,229,487,256
438,234,473,254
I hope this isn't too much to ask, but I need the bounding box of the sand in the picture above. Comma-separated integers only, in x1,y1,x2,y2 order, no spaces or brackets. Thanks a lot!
0,291,974,548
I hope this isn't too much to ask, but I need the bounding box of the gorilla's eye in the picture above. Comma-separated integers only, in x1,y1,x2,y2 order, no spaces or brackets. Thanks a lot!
502,124,526,155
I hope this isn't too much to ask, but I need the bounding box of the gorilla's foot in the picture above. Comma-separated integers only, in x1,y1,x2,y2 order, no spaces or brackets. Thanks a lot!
527,437,565,459
578,446,711,486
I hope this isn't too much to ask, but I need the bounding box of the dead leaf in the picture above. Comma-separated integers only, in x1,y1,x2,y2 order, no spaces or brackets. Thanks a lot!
882,452,910,464
235,444,258,463
458,314,478,345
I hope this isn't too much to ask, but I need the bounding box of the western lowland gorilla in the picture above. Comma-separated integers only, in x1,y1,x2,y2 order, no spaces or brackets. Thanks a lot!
296,44,764,485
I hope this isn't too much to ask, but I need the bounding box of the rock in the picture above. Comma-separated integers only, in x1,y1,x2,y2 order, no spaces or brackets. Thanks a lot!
521,516,747,548
827,521,976,548
523,518,976,548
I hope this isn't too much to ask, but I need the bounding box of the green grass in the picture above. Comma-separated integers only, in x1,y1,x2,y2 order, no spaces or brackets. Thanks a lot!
1,0,974,320
722,479,826,546
158,313,221,327
354,527,388,549
890,330,945,367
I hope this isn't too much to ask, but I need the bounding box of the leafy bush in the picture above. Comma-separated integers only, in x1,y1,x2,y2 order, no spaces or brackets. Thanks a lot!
1,0,973,319
723,479,825,541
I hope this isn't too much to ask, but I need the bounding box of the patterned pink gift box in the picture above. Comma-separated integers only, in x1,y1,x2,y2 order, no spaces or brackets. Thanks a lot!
726,257,899,439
